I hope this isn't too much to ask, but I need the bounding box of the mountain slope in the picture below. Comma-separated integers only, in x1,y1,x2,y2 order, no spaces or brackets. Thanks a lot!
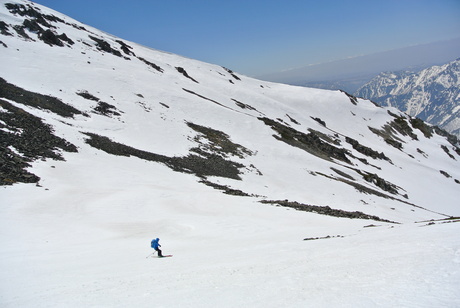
355,59,460,137
1,0,458,219
1,1,460,307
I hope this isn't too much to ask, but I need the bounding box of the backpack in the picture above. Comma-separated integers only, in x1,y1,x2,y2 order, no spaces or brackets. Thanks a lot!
151,238,159,249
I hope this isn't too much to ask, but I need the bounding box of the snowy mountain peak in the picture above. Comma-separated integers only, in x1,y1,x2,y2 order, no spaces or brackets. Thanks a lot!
355,58,460,137
1,2,460,306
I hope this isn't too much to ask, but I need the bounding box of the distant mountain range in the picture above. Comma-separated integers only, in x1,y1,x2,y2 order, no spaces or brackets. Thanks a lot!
259,37,460,93
355,59,460,137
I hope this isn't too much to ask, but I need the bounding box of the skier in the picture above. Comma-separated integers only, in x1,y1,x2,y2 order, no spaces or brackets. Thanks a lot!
151,238,163,257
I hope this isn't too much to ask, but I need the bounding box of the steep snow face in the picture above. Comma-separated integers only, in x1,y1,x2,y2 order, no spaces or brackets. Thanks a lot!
1,1,460,307
355,59,460,137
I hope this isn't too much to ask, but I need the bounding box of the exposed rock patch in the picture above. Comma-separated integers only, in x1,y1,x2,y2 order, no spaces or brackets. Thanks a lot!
0,21,13,36
345,136,391,162
4,3,74,47
88,35,122,57
187,122,254,159
76,91,121,117
199,179,261,197
83,129,249,181
183,88,251,116
138,57,163,73
223,67,241,81
232,98,264,116
311,117,326,127
116,40,135,56
340,90,359,105
0,78,82,118
0,99,77,185
259,117,351,164
176,67,198,83
5,2,65,25
260,199,396,223
304,235,344,241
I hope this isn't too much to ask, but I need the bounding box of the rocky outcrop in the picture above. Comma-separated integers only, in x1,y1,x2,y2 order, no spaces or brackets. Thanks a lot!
0,99,77,185
260,199,396,223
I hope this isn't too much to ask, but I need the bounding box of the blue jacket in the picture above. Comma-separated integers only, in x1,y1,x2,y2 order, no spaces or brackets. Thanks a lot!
151,238,161,250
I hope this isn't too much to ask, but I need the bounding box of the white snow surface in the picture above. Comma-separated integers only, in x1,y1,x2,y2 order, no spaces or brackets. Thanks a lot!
1,1,460,307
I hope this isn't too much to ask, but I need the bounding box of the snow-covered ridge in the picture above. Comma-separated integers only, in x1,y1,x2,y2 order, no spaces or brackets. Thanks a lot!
355,58,460,137
1,1,460,306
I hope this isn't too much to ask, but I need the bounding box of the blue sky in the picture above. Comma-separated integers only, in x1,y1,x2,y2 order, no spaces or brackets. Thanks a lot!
34,0,460,76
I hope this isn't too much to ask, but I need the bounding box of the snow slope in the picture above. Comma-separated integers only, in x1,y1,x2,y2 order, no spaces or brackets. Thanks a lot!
1,1,460,307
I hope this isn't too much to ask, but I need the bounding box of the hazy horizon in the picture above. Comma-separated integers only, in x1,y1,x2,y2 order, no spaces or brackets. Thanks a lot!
258,37,460,92
33,0,460,77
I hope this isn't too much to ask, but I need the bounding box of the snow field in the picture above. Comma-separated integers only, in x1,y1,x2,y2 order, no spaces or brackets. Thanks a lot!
1,175,459,307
